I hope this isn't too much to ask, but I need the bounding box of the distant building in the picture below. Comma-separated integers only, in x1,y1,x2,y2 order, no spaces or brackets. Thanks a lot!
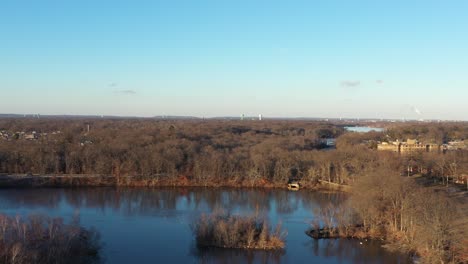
318,138,336,148
444,140,467,151
325,138,336,147
377,141,400,152
24,134,37,140
377,139,441,153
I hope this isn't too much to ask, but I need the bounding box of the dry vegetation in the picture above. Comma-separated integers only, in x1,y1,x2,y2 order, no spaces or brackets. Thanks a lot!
0,119,347,187
0,118,467,262
0,214,101,264
355,170,466,263
308,165,467,263
192,211,286,250
0,119,466,189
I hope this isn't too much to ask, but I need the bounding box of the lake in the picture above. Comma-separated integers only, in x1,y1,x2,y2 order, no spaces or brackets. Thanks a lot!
0,188,411,264
345,126,384,133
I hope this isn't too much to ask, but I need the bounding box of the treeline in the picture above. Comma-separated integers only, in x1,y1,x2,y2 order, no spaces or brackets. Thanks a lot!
384,122,468,144
0,119,467,188
1,119,346,186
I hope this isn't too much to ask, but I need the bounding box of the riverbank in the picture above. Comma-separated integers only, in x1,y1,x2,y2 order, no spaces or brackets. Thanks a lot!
2,174,465,262
0,174,349,191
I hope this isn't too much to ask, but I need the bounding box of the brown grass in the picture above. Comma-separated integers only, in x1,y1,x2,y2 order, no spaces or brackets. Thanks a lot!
0,214,101,264
192,211,286,250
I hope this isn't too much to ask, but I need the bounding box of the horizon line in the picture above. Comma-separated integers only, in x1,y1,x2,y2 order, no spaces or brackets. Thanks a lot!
0,113,466,122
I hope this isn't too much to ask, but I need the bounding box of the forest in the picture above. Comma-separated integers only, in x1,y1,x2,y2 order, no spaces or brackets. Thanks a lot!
0,118,466,188
0,118,467,263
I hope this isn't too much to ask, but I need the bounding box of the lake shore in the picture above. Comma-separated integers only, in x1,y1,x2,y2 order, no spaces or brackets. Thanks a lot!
0,174,351,191
0,187,411,263
1,174,465,263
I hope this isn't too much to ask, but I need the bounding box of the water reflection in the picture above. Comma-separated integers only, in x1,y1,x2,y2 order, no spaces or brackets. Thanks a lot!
0,187,347,217
192,246,285,264
0,188,410,264
306,239,409,264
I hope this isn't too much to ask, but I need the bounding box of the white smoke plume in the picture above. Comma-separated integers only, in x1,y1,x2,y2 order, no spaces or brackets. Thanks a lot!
412,106,422,115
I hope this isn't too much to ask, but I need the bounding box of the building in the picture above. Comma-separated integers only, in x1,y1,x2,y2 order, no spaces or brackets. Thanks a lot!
444,140,467,151
24,132,38,140
377,141,400,152
377,139,441,153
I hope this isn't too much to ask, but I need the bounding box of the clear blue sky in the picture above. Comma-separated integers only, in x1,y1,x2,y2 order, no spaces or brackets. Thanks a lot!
1,0,467,120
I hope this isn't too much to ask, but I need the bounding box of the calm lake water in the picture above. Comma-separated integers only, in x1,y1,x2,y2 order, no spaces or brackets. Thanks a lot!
0,188,411,264
345,126,384,133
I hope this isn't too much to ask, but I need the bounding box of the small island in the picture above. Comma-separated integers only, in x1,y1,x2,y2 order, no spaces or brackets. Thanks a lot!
192,212,286,250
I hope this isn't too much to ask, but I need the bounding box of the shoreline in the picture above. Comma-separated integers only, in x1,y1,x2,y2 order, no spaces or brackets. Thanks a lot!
2,174,464,262
0,174,351,191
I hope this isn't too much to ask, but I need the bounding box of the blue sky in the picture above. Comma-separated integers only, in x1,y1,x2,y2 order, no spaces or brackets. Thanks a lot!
1,1,467,120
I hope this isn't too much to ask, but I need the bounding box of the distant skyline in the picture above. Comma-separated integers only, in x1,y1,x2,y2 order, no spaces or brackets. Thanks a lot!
1,1,467,120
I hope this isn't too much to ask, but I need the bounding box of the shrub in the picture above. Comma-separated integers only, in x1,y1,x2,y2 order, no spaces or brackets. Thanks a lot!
192,212,286,250
0,214,101,264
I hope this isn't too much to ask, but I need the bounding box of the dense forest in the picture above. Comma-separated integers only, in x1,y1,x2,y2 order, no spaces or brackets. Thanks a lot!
0,119,466,188
2,118,347,185
0,118,467,263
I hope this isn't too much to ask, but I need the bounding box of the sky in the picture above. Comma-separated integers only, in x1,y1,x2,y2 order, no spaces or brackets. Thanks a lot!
1,0,467,120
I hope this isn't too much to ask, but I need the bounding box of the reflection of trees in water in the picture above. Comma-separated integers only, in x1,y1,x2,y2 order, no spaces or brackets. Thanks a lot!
65,188,117,212
117,188,180,215
0,188,347,220
306,239,410,264
0,188,63,208
63,188,182,216
192,246,284,264
274,191,299,214
189,188,273,213
299,191,347,213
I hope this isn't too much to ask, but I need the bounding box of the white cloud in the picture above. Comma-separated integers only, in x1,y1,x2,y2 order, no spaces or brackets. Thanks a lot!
114,90,136,95
341,80,361,87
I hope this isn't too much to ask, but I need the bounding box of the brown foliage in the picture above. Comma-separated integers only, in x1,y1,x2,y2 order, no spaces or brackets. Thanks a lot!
192,211,286,250
0,214,101,264
0,119,362,187
350,165,464,263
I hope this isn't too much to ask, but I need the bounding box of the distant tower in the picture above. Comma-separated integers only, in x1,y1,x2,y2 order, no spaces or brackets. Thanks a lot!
259,114,262,121
87,124,90,133
241,114,244,121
